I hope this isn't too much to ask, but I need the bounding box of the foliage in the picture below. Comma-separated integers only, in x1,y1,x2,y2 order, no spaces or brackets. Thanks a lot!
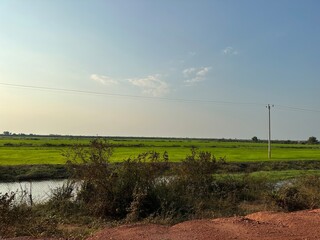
307,136,318,144
272,175,320,211
67,140,170,219
3,139,320,239
0,165,69,182
65,140,271,222
252,136,259,142
3,138,320,239
0,192,16,228
0,191,60,238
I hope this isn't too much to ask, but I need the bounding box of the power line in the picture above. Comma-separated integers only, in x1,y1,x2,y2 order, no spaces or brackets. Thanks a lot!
1,82,320,113
275,104,320,113
0,82,265,106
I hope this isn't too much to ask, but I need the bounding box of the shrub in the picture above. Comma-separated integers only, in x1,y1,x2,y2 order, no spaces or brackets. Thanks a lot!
0,192,31,237
64,140,276,222
67,140,169,219
0,192,16,228
272,175,320,211
0,191,60,238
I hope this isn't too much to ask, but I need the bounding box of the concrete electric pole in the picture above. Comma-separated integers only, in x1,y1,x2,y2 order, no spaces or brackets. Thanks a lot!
267,104,274,159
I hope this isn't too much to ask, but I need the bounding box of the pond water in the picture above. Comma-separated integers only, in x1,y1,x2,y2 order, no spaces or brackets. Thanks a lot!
0,178,288,205
0,179,71,203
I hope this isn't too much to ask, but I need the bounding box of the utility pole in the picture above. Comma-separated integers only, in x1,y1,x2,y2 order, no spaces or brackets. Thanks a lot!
267,104,274,159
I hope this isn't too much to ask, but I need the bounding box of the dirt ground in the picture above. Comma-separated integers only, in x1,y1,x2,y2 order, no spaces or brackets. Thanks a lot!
5,209,320,240
87,209,320,240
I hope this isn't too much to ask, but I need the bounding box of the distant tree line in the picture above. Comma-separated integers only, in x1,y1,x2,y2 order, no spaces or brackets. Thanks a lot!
1,131,319,144
251,136,319,144
2,131,35,137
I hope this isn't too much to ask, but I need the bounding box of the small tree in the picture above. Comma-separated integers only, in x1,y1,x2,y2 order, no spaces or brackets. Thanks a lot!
252,136,259,142
307,136,318,144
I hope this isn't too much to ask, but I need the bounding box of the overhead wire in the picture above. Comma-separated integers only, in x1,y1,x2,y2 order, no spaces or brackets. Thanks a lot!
0,82,266,106
1,82,320,113
275,104,320,113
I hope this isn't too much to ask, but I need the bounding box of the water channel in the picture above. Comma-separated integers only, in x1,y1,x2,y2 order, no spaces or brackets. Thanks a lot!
0,178,290,205
0,179,70,203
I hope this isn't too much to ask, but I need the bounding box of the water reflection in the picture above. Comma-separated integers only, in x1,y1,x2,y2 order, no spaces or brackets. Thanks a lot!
0,180,70,203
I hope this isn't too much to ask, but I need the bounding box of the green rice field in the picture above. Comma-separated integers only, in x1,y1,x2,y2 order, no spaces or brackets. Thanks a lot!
1,136,320,165
217,170,320,182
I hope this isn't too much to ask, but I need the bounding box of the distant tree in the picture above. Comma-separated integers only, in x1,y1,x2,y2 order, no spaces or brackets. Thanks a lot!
252,136,259,142
307,136,318,144
3,131,11,136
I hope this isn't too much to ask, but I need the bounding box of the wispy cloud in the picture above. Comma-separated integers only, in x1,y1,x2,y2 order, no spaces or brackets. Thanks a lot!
90,74,118,85
222,46,238,55
128,74,170,97
183,67,211,85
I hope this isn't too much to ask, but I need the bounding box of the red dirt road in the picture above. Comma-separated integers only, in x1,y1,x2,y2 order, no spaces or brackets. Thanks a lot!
87,209,320,240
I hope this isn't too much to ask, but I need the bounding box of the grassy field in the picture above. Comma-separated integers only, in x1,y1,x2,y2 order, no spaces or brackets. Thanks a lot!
217,169,320,182
1,136,320,165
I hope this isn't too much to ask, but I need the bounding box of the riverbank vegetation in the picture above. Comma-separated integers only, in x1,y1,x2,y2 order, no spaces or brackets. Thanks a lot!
1,160,320,182
2,139,320,239
0,165,69,182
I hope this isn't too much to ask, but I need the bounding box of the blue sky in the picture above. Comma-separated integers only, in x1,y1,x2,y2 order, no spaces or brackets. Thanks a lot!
1,0,320,140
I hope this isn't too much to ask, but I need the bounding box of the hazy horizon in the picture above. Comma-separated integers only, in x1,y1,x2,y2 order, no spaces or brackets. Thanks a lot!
0,131,310,142
1,0,320,140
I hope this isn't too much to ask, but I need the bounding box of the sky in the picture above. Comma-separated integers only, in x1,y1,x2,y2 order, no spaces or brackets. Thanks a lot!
1,0,320,140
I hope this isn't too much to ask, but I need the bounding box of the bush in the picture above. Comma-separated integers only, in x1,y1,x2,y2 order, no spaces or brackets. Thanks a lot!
0,192,30,237
0,191,60,238
0,192,16,228
67,141,265,221
67,140,169,219
272,175,320,211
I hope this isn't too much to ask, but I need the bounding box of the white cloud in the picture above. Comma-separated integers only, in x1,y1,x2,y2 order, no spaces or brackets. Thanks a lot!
222,46,238,55
128,74,170,97
183,68,196,77
90,74,118,85
197,67,210,76
183,67,211,85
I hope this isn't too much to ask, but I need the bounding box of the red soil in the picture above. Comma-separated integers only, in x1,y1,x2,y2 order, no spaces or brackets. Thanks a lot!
87,209,320,240
5,209,320,240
